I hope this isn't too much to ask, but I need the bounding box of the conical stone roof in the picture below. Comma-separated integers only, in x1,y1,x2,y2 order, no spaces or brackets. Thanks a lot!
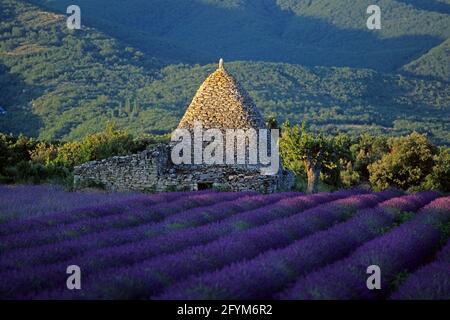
178,59,267,130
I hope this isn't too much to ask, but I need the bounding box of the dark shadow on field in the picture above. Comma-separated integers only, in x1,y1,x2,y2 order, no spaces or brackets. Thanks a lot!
400,69,450,83
395,0,450,14
0,63,43,137
27,0,443,72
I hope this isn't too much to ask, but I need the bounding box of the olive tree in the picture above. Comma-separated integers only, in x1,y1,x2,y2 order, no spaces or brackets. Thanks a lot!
280,122,339,193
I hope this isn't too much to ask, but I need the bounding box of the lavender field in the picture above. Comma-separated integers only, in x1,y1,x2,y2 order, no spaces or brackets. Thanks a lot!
0,185,449,300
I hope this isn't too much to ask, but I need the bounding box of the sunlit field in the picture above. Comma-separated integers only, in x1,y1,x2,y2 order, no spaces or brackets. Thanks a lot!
0,185,449,300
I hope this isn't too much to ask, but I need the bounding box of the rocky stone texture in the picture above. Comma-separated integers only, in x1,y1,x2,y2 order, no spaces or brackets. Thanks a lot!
73,145,170,192
74,144,294,193
178,60,266,130
73,61,294,193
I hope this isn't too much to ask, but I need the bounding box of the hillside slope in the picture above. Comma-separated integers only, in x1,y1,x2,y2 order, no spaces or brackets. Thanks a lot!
0,0,449,145
0,0,164,139
138,62,450,145
402,38,450,81
28,0,450,72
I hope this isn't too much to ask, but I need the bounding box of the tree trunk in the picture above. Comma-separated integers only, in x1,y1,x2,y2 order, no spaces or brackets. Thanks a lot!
305,161,320,194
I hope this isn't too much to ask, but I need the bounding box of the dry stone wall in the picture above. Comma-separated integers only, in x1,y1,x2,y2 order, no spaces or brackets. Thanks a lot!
73,144,294,193
74,61,295,193
73,145,170,192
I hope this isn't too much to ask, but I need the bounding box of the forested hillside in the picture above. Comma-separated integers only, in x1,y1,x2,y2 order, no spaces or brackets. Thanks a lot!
403,38,450,81
0,0,164,139
28,0,450,71
137,63,450,145
0,0,449,144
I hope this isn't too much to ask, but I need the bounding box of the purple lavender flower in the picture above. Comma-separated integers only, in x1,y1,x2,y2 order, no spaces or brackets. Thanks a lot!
33,191,397,300
0,190,194,236
390,200,450,300
0,184,155,225
0,192,288,272
6,188,448,301
155,192,436,300
0,192,295,297
380,191,439,212
0,191,251,252
390,248,450,299
279,196,450,300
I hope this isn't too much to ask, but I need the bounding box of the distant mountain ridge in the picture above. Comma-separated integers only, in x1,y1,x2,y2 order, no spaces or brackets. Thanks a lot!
403,38,450,81
27,0,450,72
0,0,449,145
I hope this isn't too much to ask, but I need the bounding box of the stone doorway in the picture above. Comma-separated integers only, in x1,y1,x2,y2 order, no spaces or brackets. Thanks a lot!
197,182,214,190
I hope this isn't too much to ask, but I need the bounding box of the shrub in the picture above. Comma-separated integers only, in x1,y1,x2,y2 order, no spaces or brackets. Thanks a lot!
422,147,450,192
369,132,436,191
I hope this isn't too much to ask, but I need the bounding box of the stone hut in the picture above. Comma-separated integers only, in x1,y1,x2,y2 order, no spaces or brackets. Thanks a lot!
178,58,266,131
74,60,294,193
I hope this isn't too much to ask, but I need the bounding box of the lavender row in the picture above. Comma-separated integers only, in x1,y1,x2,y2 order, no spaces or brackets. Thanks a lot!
279,196,450,300
28,191,350,272
35,191,398,299
0,190,201,236
0,192,294,272
155,192,438,299
0,191,252,252
0,184,147,224
390,237,450,300
0,191,338,298
0,191,347,295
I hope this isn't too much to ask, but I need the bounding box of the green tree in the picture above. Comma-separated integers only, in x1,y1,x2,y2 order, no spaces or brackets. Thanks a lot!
30,142,59,165
423,147,450,192
321,133,353,188
351,134,389,181
52,122,134,167
124,98,132,116
368,132,436,191
280,122,335,193
133,98,140,116
11,26,23,37
266,114,279,129
340,161,361,187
